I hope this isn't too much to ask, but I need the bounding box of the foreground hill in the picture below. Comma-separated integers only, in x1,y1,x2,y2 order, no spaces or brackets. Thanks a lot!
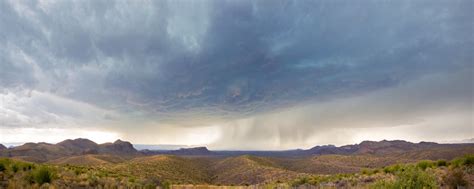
210,155,303,185
1,154,473,188
48,154,128,166
111,155,213,184
275,154,413,175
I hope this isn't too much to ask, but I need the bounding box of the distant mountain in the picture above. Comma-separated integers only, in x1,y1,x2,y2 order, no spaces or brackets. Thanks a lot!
133,144,198,150
0,144,6,150
57,138,100,154
99,139,138,155
142,146,213,156
2,139,473,163
143,140,474,158
300,140,473,156
0,138,138,162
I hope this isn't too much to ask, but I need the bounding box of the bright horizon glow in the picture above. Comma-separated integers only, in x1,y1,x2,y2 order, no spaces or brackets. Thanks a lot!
0,127,121,144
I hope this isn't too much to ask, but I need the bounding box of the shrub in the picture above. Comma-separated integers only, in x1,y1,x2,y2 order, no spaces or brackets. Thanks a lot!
450,155,474,168
372,166,438,189
291,177,309,186
463,155,474,166
11,163,19,173
0,163,5,172
370,180,395,189
416,160,434,171
451,158,463,168
361,168,379,175
27,167,54,185
395,166,438,188
161,180,171,189
361,168,370,175
443,168,467,188
436,160,447,167
383,164,401,174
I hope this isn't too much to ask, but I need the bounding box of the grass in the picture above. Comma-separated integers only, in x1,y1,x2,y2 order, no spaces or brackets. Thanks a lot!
289,154,474,188
0,154,473,188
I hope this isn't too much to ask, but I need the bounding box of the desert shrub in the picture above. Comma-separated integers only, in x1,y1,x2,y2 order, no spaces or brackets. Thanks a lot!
436,160,447,167
35,167,53,184
463,155,474,166
11,163,19,173
450,155,474,168
395,166,437,188
416,160,434,171
290,177,309,186
88,175,99,186
450,157,465,168
372,166,438,189
361,168,370,175
361,168,378,175
0,163,5,172
442,168,467,188
370,179,395,189
25,166,54,185
161,180,171,189
0,158,11,172
383,164,401,174
74,168,81,175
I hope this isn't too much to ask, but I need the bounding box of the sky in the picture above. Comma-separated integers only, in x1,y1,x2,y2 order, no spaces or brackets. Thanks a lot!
0,0,473,150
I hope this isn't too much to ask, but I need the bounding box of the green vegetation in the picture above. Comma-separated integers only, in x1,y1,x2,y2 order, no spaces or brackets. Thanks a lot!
0,162,5,172
443,168,468,188
416,160,434,170
371,166,437,189
0,154,473,188
436,159,447,167
32,167,54,184
289,155,474,189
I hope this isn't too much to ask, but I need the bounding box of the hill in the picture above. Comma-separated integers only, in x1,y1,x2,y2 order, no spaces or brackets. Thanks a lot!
275,154,413,175
1,155,473,188
48,154,128,166
210,155,303,185
111,155,212,184
0,139,139,162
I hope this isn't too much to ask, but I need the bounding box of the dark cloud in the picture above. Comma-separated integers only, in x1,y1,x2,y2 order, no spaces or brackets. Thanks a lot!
0,0,472,147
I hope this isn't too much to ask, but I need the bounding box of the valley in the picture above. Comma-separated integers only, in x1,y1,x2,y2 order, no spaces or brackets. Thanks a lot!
0,139,473,188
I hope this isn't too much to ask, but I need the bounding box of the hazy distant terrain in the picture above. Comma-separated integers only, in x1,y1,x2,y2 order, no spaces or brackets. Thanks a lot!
0,139,473,188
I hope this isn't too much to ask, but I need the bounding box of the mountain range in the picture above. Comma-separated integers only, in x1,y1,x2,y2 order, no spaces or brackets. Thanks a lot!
1,138,473,163
0,139,138,162
0,138,473,186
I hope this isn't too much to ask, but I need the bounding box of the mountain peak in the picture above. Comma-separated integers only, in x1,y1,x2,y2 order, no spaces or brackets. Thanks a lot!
99,139,137,155
113,139,127,144
0,144,6,150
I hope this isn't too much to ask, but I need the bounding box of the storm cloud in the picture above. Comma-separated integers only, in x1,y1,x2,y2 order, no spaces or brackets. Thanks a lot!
0,0,472,149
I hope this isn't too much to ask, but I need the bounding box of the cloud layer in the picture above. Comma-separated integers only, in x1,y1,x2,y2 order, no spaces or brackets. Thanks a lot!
0,0,472,149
